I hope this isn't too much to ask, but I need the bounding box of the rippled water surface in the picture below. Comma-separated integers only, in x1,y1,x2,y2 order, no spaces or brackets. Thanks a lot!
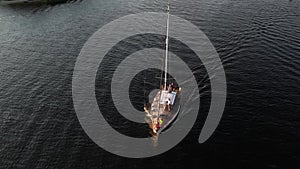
0,0,299,168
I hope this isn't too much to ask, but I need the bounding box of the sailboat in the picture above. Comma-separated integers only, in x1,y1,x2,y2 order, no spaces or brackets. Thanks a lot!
144,0,181,135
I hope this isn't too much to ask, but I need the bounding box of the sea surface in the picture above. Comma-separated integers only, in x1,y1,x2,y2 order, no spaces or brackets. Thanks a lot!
0,0,299,168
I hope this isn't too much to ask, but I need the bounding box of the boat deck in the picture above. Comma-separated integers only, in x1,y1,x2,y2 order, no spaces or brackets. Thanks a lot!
145,89,180,134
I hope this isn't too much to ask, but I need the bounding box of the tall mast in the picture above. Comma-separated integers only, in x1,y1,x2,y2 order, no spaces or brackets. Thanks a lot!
164,0,170,90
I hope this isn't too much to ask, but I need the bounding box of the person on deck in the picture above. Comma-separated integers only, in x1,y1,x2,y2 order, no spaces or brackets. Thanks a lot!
168,83,174,93
153,121,160,133
160,85,165,90
159,118,164,125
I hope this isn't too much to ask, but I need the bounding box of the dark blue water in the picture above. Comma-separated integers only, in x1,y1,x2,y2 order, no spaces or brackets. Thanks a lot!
0,0,299,168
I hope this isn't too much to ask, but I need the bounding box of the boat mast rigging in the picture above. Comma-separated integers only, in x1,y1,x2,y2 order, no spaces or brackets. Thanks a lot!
164,0,170,90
